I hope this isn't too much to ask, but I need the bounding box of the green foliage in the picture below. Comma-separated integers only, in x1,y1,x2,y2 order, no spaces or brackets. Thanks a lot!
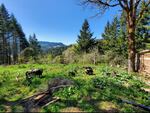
62,45,79,64
101,6,150,66
29,34,41,59
31,78,42,89
37,54,53,64
48,46,68,57
102,17,120,49
102,16,127,58
0,64,149,112
0,4,29,65
67,66,80,77
60,45,103,64
19,47,34,63
52,55,64,64
78,50,101,64
76,19,96,53
135,1,150,51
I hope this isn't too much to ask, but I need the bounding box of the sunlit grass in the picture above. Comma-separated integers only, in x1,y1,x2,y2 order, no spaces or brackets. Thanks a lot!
0,64,149,112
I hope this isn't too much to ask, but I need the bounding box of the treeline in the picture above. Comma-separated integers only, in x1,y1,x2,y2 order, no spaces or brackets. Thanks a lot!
19,34,41,63
0,4,42,65
0,2,149,66
0,4,29,64
50,2,150,66
99,2,150,66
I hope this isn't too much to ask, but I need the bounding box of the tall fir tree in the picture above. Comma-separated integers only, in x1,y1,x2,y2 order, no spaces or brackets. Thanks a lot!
102,5,150,59
136,1,150,51
0,4,10,64
77,19,96,53
0,4,29,64
29,34,41,59
16,22,29,52
9,14,20,64
102,17,120,53
117,11,128,58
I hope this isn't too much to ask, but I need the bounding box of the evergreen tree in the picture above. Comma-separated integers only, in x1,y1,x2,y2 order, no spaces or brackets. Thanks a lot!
102,6,150,59
9,14,19,64
0,4,10,64
136,1,150,51
16,23,29,52
77,19,96,53
10,14,29,64
101,21,111,51
102,17,120,53
29,34,41,59
0,4,29,64
82,0,150,72
117,11,128,58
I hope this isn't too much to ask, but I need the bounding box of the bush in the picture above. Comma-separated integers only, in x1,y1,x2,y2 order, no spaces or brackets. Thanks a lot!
103,51,127,67
51,45,127,67
19,47,34,63
67,66,79,77
36,54,53,64
52,55,64,64
62,45,78,64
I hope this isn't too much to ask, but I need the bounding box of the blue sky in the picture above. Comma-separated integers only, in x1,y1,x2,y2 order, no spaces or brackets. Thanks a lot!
0,0,120,45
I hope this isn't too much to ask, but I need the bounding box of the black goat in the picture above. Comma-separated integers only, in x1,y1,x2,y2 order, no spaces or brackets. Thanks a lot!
26,69,43,80
83,66,94,75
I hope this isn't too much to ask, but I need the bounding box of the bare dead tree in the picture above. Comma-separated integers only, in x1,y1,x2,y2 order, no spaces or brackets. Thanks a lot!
81,0,150,72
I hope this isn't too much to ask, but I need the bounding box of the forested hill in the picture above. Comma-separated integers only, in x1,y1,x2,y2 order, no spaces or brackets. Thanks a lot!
39,41,66,51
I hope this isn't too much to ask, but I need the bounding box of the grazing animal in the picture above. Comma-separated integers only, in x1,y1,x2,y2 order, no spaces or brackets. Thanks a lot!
26,69,43,80
83,66,94,75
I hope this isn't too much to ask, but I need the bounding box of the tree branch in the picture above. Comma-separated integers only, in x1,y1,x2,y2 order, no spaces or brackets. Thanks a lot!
83,0,119,7
122,99,150,111
123,0,129,9
135,0,141,9
118,0,128,11
136,0,150,24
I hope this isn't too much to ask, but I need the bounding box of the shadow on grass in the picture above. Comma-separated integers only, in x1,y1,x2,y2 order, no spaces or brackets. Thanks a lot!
0,75,149,113
54,76,149,112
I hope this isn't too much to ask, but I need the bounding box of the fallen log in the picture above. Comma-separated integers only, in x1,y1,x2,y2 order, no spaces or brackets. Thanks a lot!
122,99,150,111
1,78,74,112
42,97,60,108
21,78,74,112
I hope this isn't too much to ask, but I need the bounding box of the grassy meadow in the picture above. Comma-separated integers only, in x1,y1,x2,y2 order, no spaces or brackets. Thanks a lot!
0,64,150,112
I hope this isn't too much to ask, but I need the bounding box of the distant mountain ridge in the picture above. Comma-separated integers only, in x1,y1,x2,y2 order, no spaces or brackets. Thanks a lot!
39,41,66,51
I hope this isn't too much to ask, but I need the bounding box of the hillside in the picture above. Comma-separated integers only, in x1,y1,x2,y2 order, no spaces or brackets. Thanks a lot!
39,41,66,51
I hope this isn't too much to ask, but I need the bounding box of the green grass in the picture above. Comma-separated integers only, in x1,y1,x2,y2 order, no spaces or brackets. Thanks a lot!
0,64,149,112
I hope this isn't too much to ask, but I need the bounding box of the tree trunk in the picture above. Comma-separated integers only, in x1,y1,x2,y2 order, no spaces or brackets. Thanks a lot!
128,29,136,72
127,11,136,72
2,34,7,64
12,36,15,64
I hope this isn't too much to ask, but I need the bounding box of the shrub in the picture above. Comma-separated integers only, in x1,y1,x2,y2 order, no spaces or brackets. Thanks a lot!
62,45,78,64
36,54,53,64
75,47,102,64
103,51,127,67
52,55,64,64
19,47,34,63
